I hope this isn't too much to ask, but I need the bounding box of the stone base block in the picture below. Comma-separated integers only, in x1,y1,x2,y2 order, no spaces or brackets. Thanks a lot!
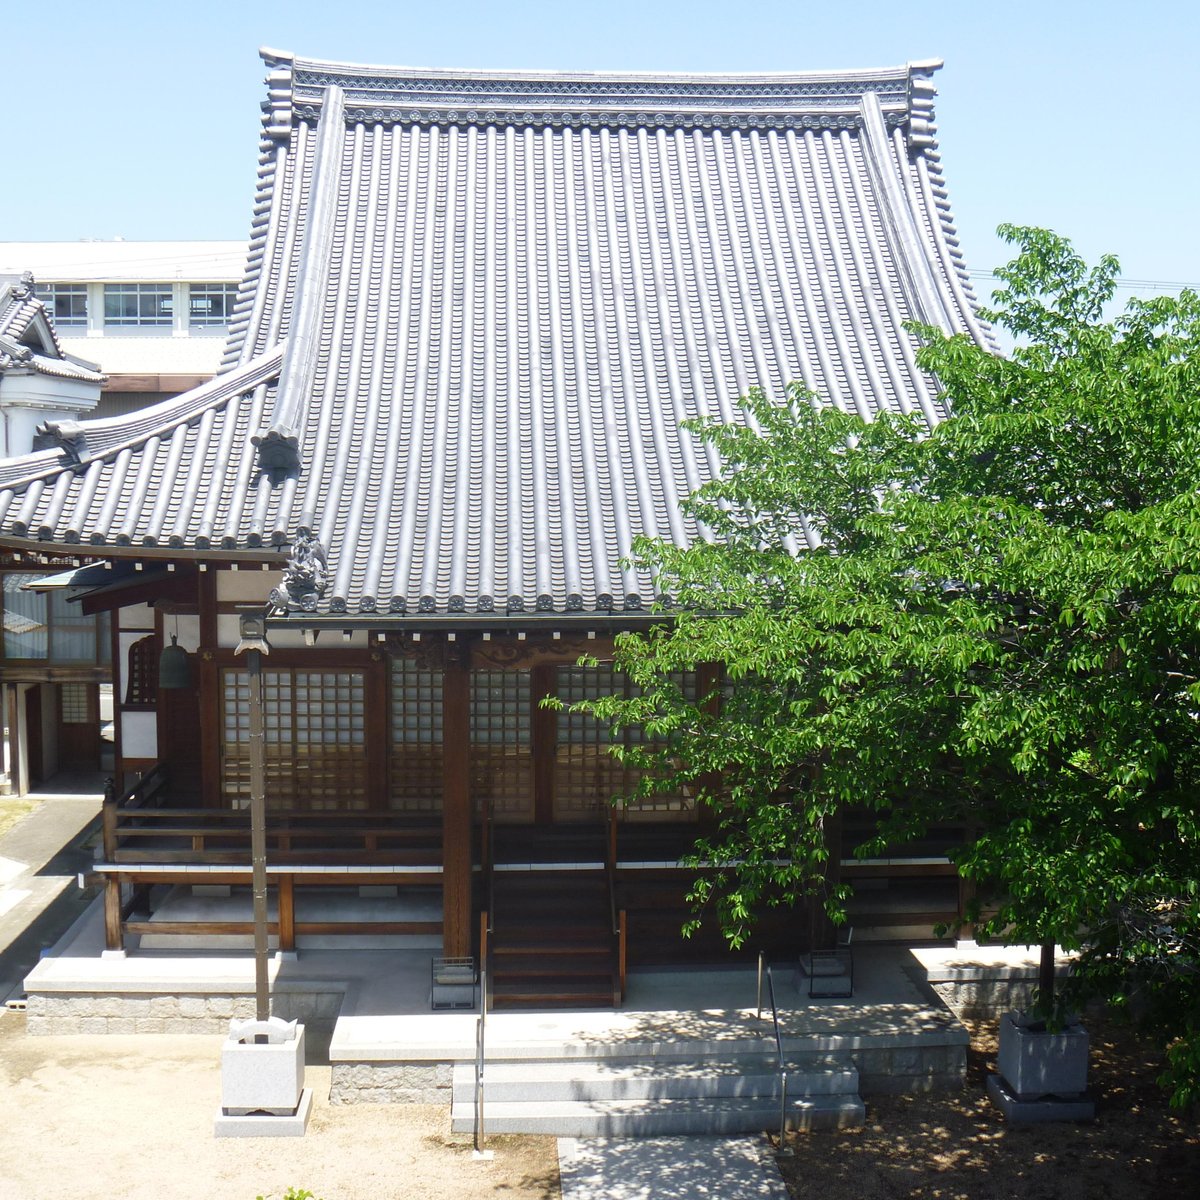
987,1074,1094,1123
214,1088,313,1137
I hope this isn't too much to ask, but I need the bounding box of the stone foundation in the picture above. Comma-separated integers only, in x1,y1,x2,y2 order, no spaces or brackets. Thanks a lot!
330,1061,453,1104
853,1041,966,1094
931,978,1043,1021
776,1042,965,1097
24,988,344,1036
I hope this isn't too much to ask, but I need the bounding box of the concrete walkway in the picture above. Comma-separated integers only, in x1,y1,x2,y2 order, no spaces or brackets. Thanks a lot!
0,787,103,1005
558,1135,788,1199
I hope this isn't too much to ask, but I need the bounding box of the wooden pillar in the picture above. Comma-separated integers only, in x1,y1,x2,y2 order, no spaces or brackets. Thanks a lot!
103,877,123,952
108,611,123,785
442,641,472,958
531,664,557,825
695,662,723,832
278,877,296,952
366,650,390,807
197,568,221,809
820,807,844,952
4,684,20,798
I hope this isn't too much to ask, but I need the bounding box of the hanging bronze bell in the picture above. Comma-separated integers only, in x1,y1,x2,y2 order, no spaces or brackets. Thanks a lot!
158,634,192,690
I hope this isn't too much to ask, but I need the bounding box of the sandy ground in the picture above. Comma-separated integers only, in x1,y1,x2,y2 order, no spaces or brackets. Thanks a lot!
0,1012,559,1200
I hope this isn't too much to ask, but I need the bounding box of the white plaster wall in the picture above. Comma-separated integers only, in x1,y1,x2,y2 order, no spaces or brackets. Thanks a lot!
121,712,157,760
217,568,282,603
118,603,156,632
215,615,358,651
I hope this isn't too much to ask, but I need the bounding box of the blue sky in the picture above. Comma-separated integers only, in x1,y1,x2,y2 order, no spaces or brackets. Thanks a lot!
6,0,1198,295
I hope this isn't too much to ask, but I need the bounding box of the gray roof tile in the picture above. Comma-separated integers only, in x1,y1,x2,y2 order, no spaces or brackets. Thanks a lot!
0,53,991,616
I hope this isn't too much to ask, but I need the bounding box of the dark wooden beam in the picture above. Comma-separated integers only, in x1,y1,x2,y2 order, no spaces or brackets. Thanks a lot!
366,649,391,810
441,640,472,958
471,633,615,669
78,568,199,616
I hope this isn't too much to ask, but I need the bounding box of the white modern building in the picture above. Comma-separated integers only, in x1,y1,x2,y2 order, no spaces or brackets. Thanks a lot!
0,241,247,417
0,242,245,791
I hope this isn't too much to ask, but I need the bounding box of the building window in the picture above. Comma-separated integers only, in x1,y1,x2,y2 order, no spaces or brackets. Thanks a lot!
188,283,239,328
222,668,367,811
470,670,532,821
103,283,173,327
124,634,157,709
60,683,91,724
1,574,110,664
390,660,443,813
33,283,88,329
555,666,697,820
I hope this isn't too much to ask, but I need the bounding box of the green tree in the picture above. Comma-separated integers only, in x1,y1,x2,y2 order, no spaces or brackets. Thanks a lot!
585,227,1200,1105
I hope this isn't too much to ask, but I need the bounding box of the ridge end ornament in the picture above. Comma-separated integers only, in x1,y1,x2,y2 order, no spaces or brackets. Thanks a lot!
269,532,329,612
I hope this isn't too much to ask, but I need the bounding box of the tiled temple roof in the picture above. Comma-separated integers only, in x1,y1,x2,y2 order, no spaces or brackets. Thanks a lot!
0,50,990,617
0,273,105,385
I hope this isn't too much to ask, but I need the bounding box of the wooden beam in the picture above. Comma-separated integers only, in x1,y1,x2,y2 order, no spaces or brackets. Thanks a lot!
103,373,213,394
471,633,615,670
441,640,472,957
79,569,199,616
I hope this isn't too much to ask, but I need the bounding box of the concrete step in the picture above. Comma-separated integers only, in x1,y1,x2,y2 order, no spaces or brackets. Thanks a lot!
452,1059,859,1103
450,1093,865,1137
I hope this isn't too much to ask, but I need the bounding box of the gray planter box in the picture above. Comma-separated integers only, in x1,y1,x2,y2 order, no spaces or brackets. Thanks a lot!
997,1010,1089,1100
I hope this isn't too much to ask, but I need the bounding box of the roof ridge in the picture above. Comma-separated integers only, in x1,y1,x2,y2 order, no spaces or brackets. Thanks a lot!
263,49,943,137
252,85,346,476
0,344,285,495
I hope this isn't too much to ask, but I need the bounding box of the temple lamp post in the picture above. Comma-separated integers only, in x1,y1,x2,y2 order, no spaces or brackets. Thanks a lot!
235,609,271,1026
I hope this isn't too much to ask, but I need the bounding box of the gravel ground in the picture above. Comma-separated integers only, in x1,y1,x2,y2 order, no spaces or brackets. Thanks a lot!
0,1012,559,1200
775,1017,1199,1200
4,996,1196,1200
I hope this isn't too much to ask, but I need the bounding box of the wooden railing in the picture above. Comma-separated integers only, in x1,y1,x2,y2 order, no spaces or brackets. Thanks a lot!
97,765,445,952
102,782,442,867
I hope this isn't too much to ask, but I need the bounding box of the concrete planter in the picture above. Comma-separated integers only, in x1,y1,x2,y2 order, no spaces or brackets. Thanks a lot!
997,1010,1089,1100
220,1016,306,1116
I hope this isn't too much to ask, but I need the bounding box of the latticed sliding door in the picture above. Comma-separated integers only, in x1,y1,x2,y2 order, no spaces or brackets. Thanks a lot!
554,665,698,822
470,669,532,822
221,668,367,811
390,660,443,813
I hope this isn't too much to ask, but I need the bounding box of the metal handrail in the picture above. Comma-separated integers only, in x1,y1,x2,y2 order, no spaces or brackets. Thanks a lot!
756,951,792,1156
474,966,487,1155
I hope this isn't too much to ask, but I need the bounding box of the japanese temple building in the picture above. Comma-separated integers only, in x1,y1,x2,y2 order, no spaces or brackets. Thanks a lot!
0,50,990,1008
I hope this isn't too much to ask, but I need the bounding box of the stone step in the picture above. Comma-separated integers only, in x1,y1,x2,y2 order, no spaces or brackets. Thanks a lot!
452,1059,859,1103
450,1093,865,1137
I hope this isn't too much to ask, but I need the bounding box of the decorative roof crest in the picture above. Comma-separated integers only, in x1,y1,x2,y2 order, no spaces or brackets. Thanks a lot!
269,531,329,613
